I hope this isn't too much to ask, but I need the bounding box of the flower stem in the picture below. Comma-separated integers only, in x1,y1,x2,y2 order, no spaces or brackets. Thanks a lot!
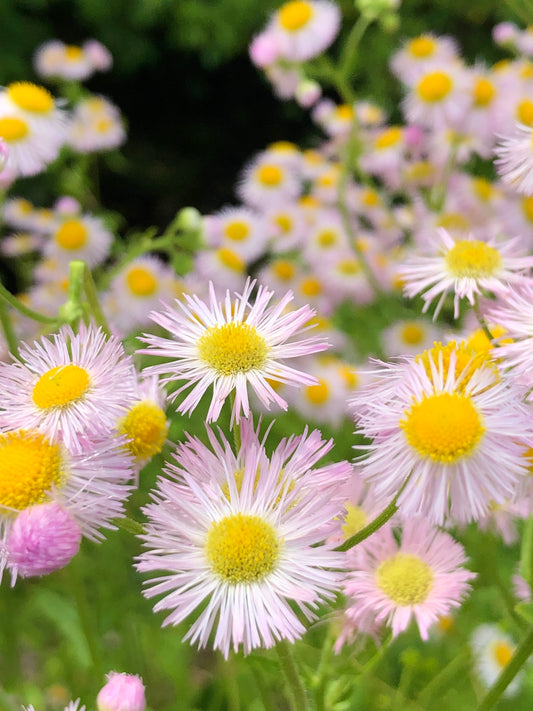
472,299,497,346
338,14,372,83
0,281,56,324
475,625,533,711
0,297,19,359
417,648,469,706
82,262,111,337
275,640,311,711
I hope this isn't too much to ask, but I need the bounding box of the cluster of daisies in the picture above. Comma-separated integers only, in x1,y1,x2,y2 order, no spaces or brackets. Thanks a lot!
0,43,124,184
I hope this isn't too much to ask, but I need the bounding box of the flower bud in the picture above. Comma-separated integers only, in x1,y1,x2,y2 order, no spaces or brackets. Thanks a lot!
97,672,146,711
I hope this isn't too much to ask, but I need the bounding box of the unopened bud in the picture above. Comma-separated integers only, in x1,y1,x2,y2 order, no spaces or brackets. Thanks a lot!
97,672,146,711
295,79,322,108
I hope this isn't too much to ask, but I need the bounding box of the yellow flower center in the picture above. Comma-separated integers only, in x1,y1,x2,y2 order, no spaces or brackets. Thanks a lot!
217,247,244,272
374,126,403,150
304,378,329,404
272,260,295,281
0,117,29,142
361,189,380,206
7,81,53,114
406,161,435,182
126,267,158,296
401,323,425,345
342,503,367,538
0,430,63,511
278,0,313,31
96,118,113,133
338,364,358,389
275,214,293,233
473,78,495,107
493,641,514,668
257,164,283,186
205,512,280,583
32,364,91,409
198,322,269,376
444,240,502,279
416,341,494,388
517,99,533,126
338,259,361,275
317,229,338,247
401,392,484,462
522,196,533,223
437,615,454,633
300,277,322,296
55,220,87,250
377,553,434,605
436,212,470,231
269,140,298,154
472,177,494,202
118,401,168,461
65,45,83,61
408,36,436,58
334,105,354,121
224,221,250,241
466,325,509,353
417,72,453,103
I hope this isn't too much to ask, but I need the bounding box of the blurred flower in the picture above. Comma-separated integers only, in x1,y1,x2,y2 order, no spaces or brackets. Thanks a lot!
471,625,523,696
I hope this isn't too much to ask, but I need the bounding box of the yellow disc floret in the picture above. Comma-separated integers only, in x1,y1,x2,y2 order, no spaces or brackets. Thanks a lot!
304,378,329,405
272,260,295,281
0,430,63,511
224,221,250,241
473,78,495,107
118,401,168,461
416,341,495,389
126,267,158,297
408,36,436,58
0,117,29,142
417,71,453,103
257,164,283,186
342,503,367,539
33,364,90,409
55,220,88,250
217,247,245,272
517,99,533,127
205,512,280,583
278,0,313,31
198,322,269,376
65,45,83,61
374,126,403,150
7,82,53,114
445,240,502,279
377,553,434,605
493,641,514,668
401,323,425,345
401,392,484,462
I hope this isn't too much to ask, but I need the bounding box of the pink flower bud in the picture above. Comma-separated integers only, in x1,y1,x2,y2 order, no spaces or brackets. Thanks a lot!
249,32,280,68
492,22,519,46
97,672,146,711
54,196,82,215
295,79,322,108
83,40,113,71
8,503,82,578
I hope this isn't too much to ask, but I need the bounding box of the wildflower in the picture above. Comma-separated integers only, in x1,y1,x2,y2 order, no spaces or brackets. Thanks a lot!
46,213,113,268
343,518,474,639
237,154,301,208
0,323,137,452
140,279,328,424
34,40,94,81
205,206,268,262
97,672,146,711
400,228,533,318
350,345,533,524
390,34,458,83
403,65,470,131
471,625,523,696
67,96,126,153
382,319,441,357
137,420,348,658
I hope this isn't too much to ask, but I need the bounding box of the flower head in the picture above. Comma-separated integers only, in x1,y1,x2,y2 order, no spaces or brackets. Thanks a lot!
97,672,146,711
268,1,341,62
140,279,328,424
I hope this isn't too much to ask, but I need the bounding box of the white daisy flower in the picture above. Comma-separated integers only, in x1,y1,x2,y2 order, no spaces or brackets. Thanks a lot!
45,213,113,268
267,0,341,62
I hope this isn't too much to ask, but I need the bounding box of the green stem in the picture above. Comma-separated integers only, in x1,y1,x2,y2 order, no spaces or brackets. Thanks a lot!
68,561,103,678
82,262,111,336
475,625,533,711
313,624,336,711
0,297,19,359
275,640,311,711
338,14,372,81
0,281,56,324
417,648,469,706
229,390,242,453
472,300,497,346
520,516,533,592
428,137,460,212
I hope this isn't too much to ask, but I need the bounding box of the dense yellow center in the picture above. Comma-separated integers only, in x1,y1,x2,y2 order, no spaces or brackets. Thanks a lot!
65,45,83,60
401,392,484,462
0,430,63,511
278,1,313,31
362,189,379,206
126,267,158,296
257,165,283,186
472,177,494,202
342,503,367,538
118,401,168,461
0,117,28,142
335,105,354,121
217,248,244,272
32,364,90,409
304,379,329,404
408,36,436,58
377,553,433,605
522,197,533,223
198,322,269,376
224,221,250,241
445,240,502,279
273,260,295,280
417,72,453,102
436,212,470,231
96,118,113,133
275,214,293,233
300,277,322,296
55,220,87,250
317,229,338,247
493,641,514,668
7,82,53,113
416,341,494,388
205,513,280,583
517,99,533,126
401,323,425,345
473,78,495,107
375,126,403,149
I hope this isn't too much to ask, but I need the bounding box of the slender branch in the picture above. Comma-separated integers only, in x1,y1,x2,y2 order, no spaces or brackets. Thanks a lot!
417,648,469,706
338,14,372,81
275,640,311,711
0,281,56,324
82,262,111,337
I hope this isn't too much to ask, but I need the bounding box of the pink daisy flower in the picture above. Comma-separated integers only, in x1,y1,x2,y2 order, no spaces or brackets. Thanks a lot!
139,278,328,424
400,228,533,318
350,346,533,525
343,518,475,640
0,323,137,452
136,419,347,658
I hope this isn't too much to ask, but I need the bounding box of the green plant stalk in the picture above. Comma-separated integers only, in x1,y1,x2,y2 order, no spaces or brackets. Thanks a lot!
417,648,469,706
229,390,242,454
0,281,56,324
338,14,372,83
475,625,533,711
68,561,103,679
0,298,19,359
275,640,311,711
520,515,533,591
427,136,460,212
82,262,111,336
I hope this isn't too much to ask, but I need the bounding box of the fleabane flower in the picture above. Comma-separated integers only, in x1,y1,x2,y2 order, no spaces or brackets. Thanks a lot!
267,0,341,62
139,279,328,424
0,323,137,452
343,518,474,640
470,625,523,697
350,345,533,525
45,213,113,268
136,420,347,658
400,228,533,318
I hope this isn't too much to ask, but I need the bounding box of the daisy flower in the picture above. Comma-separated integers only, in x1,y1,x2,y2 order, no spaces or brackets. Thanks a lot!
139,278,328,424
136,420,347,658
350,345,533,525
0,323,137,452
237,154,301,208
34,40,94,81
0,427,134,582
470,625,523,697
267,0,341,63
400,228,533,318
382,319,442,357
205,206,268,262
45,213,113,268
390,34,458,84
403,65,470,131
343,518,474,640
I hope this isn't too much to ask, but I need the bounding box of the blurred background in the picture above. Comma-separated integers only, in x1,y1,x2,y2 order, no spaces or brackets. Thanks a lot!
0,0,518,232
